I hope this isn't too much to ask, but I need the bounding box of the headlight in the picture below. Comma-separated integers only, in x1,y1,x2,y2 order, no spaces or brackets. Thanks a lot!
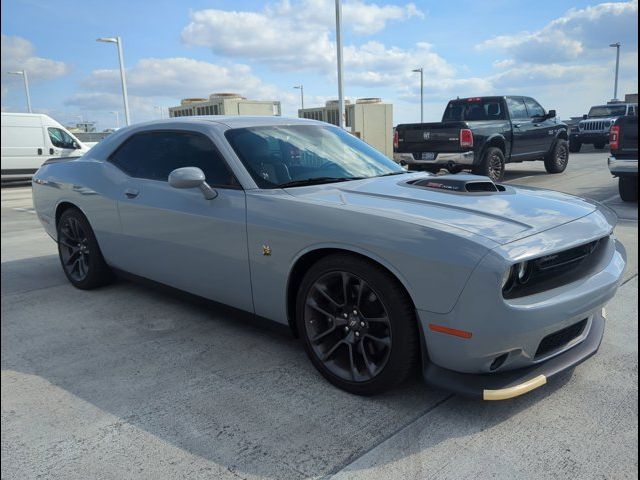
502,261,532,292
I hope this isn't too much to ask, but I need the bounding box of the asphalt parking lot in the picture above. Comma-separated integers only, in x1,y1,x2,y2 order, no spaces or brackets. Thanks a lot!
2,148,638,480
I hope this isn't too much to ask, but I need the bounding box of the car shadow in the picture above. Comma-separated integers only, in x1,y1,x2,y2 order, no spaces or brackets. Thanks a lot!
2,254,579,479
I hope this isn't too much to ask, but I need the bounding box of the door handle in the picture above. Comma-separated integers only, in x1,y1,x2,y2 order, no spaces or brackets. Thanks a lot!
37,148,43,155
514,124,521,128
124,188,139,199
50,148,55,155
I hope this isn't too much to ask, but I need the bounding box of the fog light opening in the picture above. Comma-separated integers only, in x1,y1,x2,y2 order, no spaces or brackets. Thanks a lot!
490,353,509,371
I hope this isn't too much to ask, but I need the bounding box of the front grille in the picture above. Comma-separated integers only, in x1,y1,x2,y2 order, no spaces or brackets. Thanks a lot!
580,121,608,132
535,319,588,359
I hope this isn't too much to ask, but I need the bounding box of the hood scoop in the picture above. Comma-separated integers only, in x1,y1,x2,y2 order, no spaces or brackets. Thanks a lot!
408,174,504,193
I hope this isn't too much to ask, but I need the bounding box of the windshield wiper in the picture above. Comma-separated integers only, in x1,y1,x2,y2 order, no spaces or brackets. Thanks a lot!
375,171,409,177
277,177,364,188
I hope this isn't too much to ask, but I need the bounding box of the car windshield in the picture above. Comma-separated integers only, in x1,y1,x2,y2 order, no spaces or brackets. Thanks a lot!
588,105,627,117
225,124,403,188
442,99,507,121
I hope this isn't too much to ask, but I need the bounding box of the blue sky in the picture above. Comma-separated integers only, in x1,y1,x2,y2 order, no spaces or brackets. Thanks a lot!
2,0,638,130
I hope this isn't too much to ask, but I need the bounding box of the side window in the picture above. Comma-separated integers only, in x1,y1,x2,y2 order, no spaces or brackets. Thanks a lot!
48,127,77,149
109,131,238,187
506,97,529,120
523,98,546,118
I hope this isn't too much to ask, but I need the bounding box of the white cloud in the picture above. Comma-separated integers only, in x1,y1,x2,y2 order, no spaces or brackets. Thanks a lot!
1,35,69,81
181,1,424,73
478,0,638,63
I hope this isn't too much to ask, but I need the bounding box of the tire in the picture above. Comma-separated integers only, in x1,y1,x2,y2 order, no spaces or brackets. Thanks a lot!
619,177,638,202
296,254,418,395
569,139,582,153
57,207,114,289
544,140,569,174
473,147,505,182
594,142,606,150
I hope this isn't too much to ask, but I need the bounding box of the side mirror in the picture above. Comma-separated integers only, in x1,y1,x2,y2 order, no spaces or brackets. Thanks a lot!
168,167,217,200
583,114,588,120
547,110,556,119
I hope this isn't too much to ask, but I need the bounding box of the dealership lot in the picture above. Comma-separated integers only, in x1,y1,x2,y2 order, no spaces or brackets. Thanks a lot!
1,149,637,479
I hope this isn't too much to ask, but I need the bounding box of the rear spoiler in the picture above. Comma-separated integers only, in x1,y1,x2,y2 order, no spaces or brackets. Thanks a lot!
42,156,79,166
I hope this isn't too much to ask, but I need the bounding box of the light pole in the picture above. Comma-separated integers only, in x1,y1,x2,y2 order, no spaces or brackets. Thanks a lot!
412,67,424,123
154,105,164,119
7,70,32,113
609,42,621,101
293,85,304,112
97,36,131,125
335,0,345,128
110,111,120,129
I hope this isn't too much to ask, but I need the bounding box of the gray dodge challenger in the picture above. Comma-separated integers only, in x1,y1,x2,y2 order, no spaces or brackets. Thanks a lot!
32,116,626,400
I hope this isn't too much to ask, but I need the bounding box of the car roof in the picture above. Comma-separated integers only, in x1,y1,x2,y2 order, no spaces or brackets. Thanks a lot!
140,115,326,129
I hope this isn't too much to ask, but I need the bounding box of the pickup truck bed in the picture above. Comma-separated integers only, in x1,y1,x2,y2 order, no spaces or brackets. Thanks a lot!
608,115,638,202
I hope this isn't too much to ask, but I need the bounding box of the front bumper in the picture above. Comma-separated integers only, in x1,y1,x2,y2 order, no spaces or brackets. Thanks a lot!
575,132,609,143
423,309,605,400
608,156,638,177
393,151,475,167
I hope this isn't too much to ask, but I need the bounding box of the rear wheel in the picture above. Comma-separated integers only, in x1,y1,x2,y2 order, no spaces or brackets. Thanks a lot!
569,139,582,153
296,254,418,395
544,140,569,174
57,208,114,289
619,176,638,202
473,147,505,182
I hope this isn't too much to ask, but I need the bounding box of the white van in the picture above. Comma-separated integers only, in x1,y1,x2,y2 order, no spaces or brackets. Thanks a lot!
1,113,90,181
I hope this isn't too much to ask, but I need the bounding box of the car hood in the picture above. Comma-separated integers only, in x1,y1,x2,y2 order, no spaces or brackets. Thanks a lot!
284,173,604,245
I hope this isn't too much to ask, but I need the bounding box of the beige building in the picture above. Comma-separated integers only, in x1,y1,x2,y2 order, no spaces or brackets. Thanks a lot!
299,98,394,158
169,93,281,118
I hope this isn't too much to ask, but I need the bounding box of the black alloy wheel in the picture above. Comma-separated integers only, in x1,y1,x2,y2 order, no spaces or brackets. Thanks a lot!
297,254,418,395
474,147,505,183
545,140,569,174
57,208,114,289
304,271,392,383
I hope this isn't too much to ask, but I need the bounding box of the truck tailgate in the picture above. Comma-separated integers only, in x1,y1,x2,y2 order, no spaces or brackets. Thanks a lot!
396,122,467,153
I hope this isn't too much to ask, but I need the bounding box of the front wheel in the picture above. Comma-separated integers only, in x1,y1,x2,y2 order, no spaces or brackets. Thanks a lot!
57,208,114,289
296,254,418,395
619,176,638,202
544,140,569,174
473,147,505,182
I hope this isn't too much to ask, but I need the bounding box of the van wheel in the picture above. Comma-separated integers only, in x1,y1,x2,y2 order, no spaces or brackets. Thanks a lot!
619,177,638,202
473,147,505,182
544,140,569,174
57,208,114,289
296,254,418,395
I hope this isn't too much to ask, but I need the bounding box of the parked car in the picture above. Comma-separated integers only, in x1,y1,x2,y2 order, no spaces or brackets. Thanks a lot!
608,115,638,202
569,103,638,152
393,96,569,182
32,116,626,400
1,113,89,181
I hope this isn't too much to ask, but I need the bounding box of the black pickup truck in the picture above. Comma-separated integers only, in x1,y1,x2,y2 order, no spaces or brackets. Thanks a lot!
608,115,638,202
394,96,569,182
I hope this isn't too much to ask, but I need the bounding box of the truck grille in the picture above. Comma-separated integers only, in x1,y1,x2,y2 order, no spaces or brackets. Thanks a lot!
580,121,608,132
535,319,588,359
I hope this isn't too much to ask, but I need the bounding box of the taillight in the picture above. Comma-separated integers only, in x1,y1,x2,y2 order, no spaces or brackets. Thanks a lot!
460,129,474,148
393,129,399,149
610,125,620,151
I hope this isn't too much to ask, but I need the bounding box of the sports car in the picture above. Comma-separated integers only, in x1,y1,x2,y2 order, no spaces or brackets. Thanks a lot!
32,116,626,400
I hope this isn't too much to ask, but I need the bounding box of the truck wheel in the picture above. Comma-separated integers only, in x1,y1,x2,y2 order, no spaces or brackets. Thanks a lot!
296,254,418,395
473,147,505,182
619,177,638,202
569,139,582,153
544,140,569,174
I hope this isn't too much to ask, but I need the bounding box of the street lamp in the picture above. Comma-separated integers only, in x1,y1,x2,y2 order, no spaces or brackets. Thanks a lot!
609,42,621,101
110,111,120,129
412,67,424,123
335,0,345,128
293,85,304,112
97,36,131,126
7,70,32,113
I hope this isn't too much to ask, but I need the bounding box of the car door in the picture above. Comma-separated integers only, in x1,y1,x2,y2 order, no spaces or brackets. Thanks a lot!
506,97,537,160
108,129,253,311
46,127,84,159
523,97,555,154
